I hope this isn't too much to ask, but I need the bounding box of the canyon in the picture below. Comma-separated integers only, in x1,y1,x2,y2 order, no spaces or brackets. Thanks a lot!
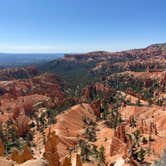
0,43,165,166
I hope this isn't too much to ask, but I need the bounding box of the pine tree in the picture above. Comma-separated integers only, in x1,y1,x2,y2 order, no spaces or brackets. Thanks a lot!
98,146,105,165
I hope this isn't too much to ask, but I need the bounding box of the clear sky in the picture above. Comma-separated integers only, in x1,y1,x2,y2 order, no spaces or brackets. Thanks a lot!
0,0,166,53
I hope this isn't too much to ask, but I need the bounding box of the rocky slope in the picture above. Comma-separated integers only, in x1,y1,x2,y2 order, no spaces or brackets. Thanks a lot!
0,66,39,81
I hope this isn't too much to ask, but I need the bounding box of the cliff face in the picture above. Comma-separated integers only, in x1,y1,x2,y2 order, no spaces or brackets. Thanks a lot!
0,73,64,122
64,43,166,61
0,66,39,81
0,73,64,98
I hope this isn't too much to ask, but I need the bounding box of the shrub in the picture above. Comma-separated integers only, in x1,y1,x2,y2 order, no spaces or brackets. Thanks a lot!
129,116,137,128
84,126,97,142
142,137,148,144
136,147,146,163
79,140,91,162
97,146,105,165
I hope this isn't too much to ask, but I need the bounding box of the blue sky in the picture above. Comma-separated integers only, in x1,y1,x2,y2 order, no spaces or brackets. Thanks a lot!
0,0,166,53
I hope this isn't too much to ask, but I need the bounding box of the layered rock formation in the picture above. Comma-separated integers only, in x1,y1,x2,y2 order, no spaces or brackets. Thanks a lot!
0,43,165,166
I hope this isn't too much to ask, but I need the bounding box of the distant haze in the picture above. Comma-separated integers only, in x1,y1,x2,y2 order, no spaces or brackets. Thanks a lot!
0,53,64,67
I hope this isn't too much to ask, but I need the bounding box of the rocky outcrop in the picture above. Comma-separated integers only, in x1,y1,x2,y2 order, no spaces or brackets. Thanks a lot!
139,119,158,135
11,145,33,164
36,104,96,163
16,112,30,137
62,156,72,166
0,66,38,81
0,73,64,99
82,85,97,101
43,131,60,166
71,154,82,166
110,137,127,157
64,43,166,62
114,124,127,143
61,154,82,166
90,100,101,117
109,124,128,158
0,139,4,156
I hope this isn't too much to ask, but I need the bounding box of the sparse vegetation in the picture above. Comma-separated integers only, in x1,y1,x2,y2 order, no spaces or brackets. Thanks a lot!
129,116,137,128
78,140,106,165
126,129,148,164
84,126,97,142
97,146,105,166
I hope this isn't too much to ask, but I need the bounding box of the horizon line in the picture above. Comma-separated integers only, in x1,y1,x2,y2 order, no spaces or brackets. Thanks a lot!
0,42,165,54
